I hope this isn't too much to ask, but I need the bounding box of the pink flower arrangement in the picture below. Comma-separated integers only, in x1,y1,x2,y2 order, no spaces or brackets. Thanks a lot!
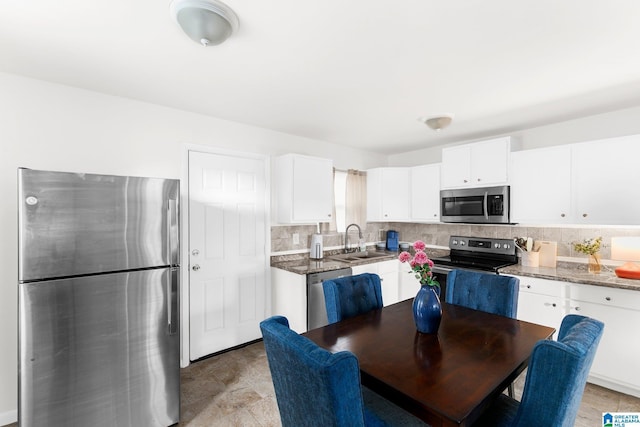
398,240,440,289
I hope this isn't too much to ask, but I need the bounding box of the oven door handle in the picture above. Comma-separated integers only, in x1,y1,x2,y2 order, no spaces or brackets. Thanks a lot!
483,191,489,220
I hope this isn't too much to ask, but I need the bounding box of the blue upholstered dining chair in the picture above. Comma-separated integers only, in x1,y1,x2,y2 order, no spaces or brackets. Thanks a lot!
445,269,519,318
472,314,604,427
322,273,384,324
260,315,428,427
446,269,520,396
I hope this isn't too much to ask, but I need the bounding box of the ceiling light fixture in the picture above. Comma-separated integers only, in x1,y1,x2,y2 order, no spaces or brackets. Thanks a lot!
170,0,239,47
419,115,453,131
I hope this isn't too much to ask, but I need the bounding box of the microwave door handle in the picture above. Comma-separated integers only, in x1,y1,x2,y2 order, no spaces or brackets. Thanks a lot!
484,191,489,220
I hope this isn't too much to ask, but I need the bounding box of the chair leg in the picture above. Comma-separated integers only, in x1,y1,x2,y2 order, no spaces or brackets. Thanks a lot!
508,383,514,398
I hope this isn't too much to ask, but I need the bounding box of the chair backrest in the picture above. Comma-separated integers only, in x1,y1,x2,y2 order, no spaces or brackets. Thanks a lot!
259,316,369,427
445,269,519,318
513,314,604,427
322,273,383,324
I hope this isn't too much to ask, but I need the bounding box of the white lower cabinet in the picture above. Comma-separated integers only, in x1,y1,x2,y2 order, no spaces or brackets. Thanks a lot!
399,261,420,301
515,276,566,339
568,284,640,397
271,268,307,333
515,274,640,398
352,259,400,306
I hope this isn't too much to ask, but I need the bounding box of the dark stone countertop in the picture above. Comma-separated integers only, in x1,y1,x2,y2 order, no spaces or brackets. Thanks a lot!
270,250,398,274
271,246,640,292
500,262,640,292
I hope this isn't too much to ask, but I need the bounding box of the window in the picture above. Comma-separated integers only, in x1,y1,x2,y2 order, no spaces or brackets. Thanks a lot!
333,169,366,233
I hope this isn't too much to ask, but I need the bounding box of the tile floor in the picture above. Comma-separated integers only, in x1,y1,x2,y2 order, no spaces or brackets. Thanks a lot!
181,341,640,427
5,340,639,426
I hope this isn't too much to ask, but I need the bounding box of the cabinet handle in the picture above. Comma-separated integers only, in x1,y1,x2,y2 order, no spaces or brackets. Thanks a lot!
327,213,332,217
605,296,611,301
433,213,437,217
477,178,481,182
526,285,531,289
463,179,468,183
582,213,588,218
573,306,581,311
560,213,566,218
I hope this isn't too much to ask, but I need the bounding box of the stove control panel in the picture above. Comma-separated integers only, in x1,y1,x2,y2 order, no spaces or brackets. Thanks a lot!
449,236,516,256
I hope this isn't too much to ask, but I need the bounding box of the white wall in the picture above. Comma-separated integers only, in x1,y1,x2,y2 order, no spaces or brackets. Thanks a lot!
388,105,640,166
0,71,386,422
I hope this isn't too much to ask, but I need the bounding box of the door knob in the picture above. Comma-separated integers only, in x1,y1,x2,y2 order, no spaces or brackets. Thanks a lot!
192,264,201,271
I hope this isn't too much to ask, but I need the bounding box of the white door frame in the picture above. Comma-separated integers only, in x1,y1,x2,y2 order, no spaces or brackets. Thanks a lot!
180,144,271,367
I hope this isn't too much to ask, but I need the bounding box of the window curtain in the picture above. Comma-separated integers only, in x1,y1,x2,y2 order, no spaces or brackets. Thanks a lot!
330,169,367,232
345,169,367,229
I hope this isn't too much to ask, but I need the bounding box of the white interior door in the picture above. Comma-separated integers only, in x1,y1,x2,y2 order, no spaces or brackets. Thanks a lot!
188,150,268,360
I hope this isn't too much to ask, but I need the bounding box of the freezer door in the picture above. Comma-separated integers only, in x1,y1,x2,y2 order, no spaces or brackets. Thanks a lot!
18,168,180,281
19,268,180,427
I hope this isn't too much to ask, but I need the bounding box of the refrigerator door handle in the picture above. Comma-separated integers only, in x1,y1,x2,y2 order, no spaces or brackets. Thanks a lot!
168,268,179,335
167,199,179,266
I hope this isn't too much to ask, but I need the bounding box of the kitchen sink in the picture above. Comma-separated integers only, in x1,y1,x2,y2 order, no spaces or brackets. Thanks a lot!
328,251,394,263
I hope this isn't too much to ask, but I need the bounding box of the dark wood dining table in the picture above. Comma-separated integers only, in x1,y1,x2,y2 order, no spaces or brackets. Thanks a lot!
303,299,555,427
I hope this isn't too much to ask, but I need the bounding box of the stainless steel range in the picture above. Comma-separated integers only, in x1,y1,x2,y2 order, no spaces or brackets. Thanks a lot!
430,235,518,296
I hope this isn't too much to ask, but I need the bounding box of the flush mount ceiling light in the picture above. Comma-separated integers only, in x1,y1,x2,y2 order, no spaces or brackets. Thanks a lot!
418,115,453,131
170,0,239,47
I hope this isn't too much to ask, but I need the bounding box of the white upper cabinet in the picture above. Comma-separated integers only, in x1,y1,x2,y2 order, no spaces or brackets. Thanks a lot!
274,154,333,224
572,135,640,225
410,164,440,222
510,135,640,225
510,145,572,224
367,167,410,221
441,137,512,189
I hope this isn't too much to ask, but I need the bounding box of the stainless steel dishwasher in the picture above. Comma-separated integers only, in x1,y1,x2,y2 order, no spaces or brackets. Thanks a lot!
307,267,353,330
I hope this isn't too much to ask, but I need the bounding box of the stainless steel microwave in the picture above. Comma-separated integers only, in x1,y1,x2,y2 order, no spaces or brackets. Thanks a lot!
440,185,511,224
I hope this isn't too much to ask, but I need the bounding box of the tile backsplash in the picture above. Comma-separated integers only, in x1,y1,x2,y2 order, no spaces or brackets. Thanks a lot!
271,222,640,261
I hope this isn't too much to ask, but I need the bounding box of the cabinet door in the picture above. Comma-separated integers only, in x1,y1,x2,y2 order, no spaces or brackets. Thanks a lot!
569,300,640,392
378,260,399,306
411,164,440,222
275,154,333,224
470,137,510,186
351,261,399,306
441,145,471,188
381,168,410,220
292,156,333,222
366,168,410,221
271,268,307,333
398,261,420,301
441,137,511,189
517,291,564,338
516,276,566,338
572,135,640,225
510,145,572,223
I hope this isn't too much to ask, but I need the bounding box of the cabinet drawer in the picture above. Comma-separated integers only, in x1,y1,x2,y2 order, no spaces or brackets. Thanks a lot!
517,276,564,297
569,284,640,311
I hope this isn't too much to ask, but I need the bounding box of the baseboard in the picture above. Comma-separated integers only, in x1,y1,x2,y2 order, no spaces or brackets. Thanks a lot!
0,409,17,426
589,375,640,399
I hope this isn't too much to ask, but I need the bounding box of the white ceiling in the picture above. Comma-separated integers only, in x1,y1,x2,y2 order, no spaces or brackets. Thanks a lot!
3,0,640,154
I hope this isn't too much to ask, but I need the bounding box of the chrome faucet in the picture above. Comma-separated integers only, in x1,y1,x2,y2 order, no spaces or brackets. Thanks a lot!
344,223,363,253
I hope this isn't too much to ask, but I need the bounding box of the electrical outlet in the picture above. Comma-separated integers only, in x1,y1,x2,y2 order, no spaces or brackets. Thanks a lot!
293,233,300,245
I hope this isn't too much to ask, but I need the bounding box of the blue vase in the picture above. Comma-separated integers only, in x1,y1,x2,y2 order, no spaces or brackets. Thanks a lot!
412,284,442,334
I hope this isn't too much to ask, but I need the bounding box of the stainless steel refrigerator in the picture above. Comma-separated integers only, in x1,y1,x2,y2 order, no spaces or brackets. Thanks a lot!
18,168,180,427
